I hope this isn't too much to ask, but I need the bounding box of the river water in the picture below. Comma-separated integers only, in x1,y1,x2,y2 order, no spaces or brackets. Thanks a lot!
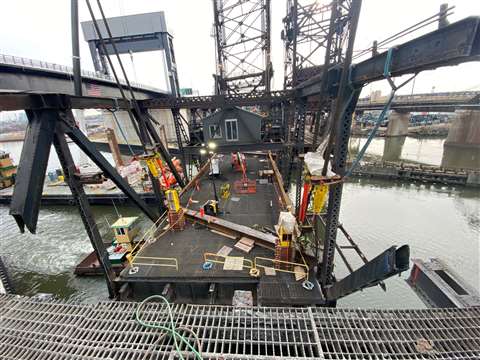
349,136,446,165
0,138,478,308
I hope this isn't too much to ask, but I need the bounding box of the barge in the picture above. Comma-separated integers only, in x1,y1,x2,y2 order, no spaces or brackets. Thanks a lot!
119,153,325,306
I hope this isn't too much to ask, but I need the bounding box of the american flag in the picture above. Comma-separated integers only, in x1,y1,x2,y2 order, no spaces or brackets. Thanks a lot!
87,83,102,97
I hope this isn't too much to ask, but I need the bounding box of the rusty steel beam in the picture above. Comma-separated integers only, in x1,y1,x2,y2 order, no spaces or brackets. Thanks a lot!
268,151,293,213
212,0,272,94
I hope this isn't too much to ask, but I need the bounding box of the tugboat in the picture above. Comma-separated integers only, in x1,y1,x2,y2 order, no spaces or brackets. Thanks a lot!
74,216,140,276
0,151,17,189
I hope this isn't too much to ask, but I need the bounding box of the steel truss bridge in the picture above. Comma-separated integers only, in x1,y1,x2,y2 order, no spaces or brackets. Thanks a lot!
1,14,479,302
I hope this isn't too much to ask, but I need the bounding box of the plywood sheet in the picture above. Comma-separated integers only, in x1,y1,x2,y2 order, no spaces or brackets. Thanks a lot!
223,256,244,271
217,245,233,257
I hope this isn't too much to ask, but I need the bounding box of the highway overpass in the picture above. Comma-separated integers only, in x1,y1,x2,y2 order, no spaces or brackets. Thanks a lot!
0,54,168,99
356,91,480,112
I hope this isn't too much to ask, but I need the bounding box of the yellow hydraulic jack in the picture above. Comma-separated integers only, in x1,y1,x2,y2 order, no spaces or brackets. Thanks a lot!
312,184,328,214
220,183,231,199
141,152,172,189
142,153,161,178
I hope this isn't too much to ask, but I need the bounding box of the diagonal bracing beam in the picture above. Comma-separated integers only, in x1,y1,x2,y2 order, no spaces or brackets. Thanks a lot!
58,112,158,222
53,125,117,298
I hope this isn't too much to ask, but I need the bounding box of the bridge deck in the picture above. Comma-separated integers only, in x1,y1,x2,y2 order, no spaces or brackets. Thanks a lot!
0,294,479,359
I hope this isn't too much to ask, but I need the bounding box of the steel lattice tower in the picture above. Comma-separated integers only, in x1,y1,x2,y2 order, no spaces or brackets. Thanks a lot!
213,0,272,94
282,0,353,89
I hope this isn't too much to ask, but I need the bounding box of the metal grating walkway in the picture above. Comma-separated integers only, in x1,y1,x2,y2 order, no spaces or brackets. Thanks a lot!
0,295,479,359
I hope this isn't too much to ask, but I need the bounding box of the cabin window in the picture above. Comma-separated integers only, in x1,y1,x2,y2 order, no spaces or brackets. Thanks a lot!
225,119,238,141
116,228,125,235
209,124,222,139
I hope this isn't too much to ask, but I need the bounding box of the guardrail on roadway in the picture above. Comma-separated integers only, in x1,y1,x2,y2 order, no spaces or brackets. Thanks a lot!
0,53,164,94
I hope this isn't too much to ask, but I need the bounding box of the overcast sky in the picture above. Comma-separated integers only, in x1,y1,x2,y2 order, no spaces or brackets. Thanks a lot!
1,0,479,97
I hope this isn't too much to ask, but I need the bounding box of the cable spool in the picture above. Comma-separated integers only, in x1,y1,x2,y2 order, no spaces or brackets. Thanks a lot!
302,280,314,291
129,266,139,275
249,268,260,277
202,262,213,270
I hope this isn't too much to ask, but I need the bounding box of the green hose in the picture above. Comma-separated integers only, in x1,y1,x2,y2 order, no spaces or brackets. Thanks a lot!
134,295,203,360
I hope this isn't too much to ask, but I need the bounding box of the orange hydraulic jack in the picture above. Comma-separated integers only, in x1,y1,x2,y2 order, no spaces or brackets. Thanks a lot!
233,152,256,194
231,152,245,172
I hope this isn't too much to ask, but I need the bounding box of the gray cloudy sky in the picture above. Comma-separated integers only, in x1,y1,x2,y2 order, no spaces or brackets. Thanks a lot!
1,0,479,96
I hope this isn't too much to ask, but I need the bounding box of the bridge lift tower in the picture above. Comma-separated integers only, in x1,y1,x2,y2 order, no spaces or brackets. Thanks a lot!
279,0,359,192
81,11,180,96
282,0,353,89
212,0,273,95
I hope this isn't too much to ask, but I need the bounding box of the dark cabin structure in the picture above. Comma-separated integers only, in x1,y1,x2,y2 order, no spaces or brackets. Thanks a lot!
202,107,263,145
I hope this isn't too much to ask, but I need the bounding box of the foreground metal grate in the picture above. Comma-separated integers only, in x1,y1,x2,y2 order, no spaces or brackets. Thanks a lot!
312,307,480,359
0,295,479,359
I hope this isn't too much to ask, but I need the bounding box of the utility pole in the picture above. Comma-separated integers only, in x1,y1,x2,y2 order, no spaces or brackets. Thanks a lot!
71,0,89,166
71,0,82,96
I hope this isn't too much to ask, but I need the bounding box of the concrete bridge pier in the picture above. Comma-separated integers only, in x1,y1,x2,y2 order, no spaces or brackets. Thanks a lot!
102,109,180,151
386,110,410,137
441,110,480,170
382,136,406,162
102,110,142,147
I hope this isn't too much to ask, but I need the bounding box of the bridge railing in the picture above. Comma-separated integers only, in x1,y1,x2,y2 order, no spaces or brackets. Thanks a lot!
358,91,480,105
0,53,165,94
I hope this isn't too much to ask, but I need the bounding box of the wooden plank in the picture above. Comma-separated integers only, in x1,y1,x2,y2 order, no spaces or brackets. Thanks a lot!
183,208,277,249
264,267,276,276
217,245,233,257
268,151,293,213
309,175,342,183
239,237,255,247
294,266,306,281
234,241,253,254
223,256,244,271
179,158,212,198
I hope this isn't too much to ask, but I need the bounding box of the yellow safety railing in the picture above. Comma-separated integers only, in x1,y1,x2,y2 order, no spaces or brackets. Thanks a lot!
128,211,169,266
203,252,253,270
129,213,179,271
253,257,309,280
130,256,178,270
202,253,309,281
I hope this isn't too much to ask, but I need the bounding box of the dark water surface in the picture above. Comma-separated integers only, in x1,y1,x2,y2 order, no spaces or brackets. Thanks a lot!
1,178,478,308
